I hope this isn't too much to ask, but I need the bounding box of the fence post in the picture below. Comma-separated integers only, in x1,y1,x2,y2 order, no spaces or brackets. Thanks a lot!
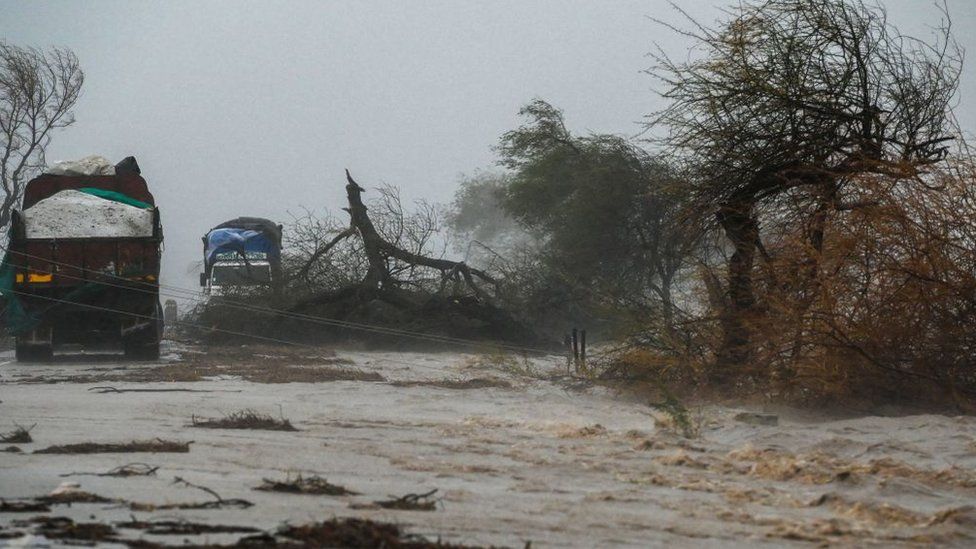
580,329,586,371
564,333,572,372
572,327,579,373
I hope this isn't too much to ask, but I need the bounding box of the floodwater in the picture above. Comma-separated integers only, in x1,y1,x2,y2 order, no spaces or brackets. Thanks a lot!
1,343,974,547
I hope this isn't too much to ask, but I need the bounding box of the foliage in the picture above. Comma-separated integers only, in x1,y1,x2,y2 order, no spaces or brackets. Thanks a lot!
651,0,964,386
446,170,533,254
445,100,699,338
0,43,83,229
747,162,976,404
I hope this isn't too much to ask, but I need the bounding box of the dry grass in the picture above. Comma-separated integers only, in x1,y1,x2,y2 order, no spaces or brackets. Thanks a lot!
28,516,117,543
106,359,383,384
373,489,439,511
117,518,261,535
0,424,34,443
191,409,297,431
129,498,253,511
0,500,50,512
34,438,191,454
463,352,539,378
14,516,481,547
129,476,254,511
235,364,384,384
255,474,358,496
14,344,385,385
391,377,512,390
273,517,474,548
38,491,114,505
60,463,159,478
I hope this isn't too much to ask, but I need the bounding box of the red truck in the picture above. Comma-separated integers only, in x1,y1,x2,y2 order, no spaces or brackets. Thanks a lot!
4,159,163,361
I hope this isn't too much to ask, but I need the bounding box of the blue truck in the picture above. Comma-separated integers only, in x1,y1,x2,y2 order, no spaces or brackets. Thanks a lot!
201,217,282,295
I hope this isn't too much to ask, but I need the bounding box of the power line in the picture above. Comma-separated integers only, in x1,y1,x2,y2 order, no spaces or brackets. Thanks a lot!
3,287,488,376
0,247,554,354
5,288,310,349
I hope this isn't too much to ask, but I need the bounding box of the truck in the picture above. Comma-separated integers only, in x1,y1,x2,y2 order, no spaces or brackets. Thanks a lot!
1,156,164,361
200,217,282,295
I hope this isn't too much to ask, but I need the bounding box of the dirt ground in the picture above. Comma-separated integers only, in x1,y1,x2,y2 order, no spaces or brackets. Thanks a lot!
1,342,975,547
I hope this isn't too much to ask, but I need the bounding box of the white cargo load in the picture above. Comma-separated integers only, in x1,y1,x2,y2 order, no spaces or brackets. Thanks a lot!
45,155,116,176
23,189,154,239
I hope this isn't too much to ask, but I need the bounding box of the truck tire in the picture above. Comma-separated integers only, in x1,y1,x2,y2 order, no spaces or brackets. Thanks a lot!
16,342,53,363
124,341,159,361
14,343,31,362
123,336,160,361
123,302,163,361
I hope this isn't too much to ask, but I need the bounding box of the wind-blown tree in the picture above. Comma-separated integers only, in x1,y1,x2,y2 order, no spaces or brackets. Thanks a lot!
494,100,697,336
447,170,536,258
0,43,83,229
650,0,962,377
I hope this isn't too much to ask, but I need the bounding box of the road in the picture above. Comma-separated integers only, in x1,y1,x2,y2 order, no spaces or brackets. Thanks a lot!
1,342,975,547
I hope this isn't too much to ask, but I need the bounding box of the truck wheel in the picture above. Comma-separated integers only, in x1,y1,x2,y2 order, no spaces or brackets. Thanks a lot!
15,343,32,362
124,336,159,361
16,343,53,363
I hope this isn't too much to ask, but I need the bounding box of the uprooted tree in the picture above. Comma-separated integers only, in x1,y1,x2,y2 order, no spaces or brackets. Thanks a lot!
203,170,538,345
297,171,497,304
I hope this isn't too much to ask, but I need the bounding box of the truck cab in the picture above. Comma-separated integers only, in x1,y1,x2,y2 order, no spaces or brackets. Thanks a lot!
204,253,274,295
201,218,282,296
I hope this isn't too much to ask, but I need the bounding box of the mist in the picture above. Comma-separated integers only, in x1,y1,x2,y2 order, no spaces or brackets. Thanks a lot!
4,0,971,296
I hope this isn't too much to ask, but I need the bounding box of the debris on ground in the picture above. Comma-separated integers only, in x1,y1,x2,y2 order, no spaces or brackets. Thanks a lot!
116,518,261,535
39,491,114,505
14,345,382,385
35,482,116,505
130,498,254,511
0,500,50,513
129,476,254,511
271,517,476,548
24,516,118,543
60,462,159,478
372,489,440,511
89,386,239,394
10,517,482,547
0,528,27,540
34,439,192,454
0,424,34,443
190,409,298,431
255,474,358,496
734,412,780,426
391,378,512,390
2,446,22,453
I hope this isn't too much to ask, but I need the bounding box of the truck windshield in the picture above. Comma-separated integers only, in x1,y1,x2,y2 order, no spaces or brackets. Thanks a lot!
212,264,272,285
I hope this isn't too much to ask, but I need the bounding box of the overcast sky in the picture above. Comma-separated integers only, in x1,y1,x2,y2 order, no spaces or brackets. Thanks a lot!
3,0,975,294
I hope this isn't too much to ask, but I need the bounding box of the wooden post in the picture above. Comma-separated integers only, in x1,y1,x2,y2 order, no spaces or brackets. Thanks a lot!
580,329,586,369
564,333,572,372
572,327,579,372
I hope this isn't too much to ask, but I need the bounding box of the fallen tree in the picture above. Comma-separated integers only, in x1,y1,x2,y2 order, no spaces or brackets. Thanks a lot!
292,170,500,310
194,171,543,347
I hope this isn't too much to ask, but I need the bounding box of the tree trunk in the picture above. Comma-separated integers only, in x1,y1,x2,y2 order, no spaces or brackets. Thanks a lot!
786,183,836,375
716,196,759,378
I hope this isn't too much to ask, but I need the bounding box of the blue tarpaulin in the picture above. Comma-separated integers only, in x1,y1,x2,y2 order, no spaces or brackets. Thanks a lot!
205,228,281,268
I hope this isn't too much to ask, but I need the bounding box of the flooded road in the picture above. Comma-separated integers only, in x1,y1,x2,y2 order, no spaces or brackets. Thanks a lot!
1,343,975,547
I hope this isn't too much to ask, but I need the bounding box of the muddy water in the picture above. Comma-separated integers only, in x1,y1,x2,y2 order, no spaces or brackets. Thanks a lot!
1,345,974,547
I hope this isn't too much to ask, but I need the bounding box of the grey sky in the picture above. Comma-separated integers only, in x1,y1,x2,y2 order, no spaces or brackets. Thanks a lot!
3,0,975,294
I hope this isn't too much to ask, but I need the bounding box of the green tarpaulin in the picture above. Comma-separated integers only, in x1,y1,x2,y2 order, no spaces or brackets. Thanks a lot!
78,187,152,209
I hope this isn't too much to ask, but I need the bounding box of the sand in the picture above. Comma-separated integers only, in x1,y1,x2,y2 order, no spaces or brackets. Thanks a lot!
23,190,154,240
